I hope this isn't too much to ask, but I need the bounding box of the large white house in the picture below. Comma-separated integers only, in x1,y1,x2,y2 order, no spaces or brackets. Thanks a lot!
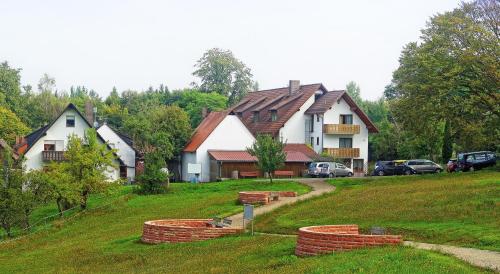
97,123,137,182
181,80,378,181
16,103,122,181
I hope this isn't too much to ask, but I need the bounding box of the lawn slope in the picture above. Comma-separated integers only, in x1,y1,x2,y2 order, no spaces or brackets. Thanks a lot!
255,171,500,251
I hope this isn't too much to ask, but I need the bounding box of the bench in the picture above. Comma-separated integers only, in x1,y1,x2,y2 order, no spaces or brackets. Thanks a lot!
274,170,294,178
240,171,259,178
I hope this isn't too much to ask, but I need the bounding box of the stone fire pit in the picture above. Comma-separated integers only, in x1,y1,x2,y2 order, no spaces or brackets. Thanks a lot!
295,225,402,256
238,191,297,204
141,219,243,244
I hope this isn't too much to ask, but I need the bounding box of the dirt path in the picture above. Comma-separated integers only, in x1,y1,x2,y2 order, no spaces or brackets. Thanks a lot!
404,241,500,271
227,178,334,229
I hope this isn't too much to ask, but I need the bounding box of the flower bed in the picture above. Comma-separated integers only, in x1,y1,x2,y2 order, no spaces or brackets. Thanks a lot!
141,219,243,244
295,225,402,256
238,191,297,204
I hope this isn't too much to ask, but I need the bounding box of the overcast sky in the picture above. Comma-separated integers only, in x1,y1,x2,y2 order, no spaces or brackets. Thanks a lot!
1,0,461,100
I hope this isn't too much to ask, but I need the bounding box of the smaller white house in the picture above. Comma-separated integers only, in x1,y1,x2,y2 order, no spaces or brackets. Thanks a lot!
16,103,122,181
97,123,136,182
182,111,256,182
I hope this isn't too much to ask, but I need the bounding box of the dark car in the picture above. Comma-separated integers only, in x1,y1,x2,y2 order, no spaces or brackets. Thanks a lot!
457,151,496,171
447,159,458,173
405,159,443,174
373,160,416,176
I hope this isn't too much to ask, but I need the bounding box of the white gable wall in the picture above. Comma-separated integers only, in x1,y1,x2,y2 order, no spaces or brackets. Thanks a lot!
24,108,120,181
322,97,369,165
279,93,316,143
182,115,256,182
97,124,136,181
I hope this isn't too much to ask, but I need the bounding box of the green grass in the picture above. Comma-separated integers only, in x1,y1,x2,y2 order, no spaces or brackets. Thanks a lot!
0,178,493,273
255,171,500,251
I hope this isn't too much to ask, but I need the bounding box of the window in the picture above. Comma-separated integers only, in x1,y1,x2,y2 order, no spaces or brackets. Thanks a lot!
271,110,277,121
66,115,75,127
310,137,314,146
252,112,259,123
316,137,319,146
44,143,55,151
340,114,353,125
339,138,352,148
316,115,320,122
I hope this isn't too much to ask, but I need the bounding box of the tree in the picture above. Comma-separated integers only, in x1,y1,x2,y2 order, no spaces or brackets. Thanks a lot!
0,62,27,124
168,89,227,127
346,81,362,105
135,151,169,194
247,135,286,183
193,48,254,105
0,107,30,146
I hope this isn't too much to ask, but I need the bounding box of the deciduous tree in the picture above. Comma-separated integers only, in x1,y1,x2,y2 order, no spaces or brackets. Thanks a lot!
247,135,286,183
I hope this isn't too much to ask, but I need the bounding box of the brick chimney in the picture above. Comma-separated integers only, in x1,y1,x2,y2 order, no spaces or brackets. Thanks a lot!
201,107,208,119
289,80,300,95
84,101,95,127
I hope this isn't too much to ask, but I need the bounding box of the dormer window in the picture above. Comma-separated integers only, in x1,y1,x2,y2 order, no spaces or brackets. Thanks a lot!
271,110,277,121
252,112,259,123
66,115,75,127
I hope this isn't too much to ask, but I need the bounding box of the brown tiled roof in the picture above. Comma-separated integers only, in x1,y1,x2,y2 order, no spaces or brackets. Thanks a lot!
236,84,327,136
208,149,312,163
183,111,231,152
284,143,320,161
305,91,379,133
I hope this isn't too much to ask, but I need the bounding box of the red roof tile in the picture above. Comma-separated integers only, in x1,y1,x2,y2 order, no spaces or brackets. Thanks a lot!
183,111,231,152
208,149,312,163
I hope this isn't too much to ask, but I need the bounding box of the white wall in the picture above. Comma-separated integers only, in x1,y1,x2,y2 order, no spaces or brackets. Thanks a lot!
310,114,324,153
24,108,120,181
182,115,256,182
97,124,136,181
181,152,197,182
279,94,316,143
322,97,369,167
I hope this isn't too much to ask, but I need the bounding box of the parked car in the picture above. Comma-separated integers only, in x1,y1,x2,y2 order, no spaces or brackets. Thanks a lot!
405,159,443,174
308,162,353,178
457,151,496,171
447,159,458,173
373,160,416,176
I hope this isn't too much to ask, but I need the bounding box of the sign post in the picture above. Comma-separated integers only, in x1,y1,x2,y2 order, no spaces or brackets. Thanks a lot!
243,204,254,235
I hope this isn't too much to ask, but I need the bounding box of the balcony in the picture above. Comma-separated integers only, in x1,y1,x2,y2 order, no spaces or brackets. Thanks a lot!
42,151,65,161
323,124,360,135
323,148,360,158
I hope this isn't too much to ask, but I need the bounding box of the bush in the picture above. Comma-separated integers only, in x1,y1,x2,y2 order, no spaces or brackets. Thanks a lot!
135,152,169,194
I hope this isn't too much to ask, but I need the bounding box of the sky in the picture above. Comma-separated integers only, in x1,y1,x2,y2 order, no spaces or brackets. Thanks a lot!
1,0,462,101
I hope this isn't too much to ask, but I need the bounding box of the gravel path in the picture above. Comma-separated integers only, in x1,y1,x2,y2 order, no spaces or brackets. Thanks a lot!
227,178,334,229
404,241,500,271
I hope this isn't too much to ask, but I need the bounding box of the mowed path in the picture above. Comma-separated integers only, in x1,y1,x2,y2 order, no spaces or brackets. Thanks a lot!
228,177,500,272
227,178,334,229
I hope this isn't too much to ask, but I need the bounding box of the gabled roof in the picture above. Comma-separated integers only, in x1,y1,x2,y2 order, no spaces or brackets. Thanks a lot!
21,103,125,165
305,91,379,133
97,123,135,150
183,110,233,152
236,83,327,136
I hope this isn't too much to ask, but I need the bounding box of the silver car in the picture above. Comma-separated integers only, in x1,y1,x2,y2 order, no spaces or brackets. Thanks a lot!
308,162,353,178
405,159,443,174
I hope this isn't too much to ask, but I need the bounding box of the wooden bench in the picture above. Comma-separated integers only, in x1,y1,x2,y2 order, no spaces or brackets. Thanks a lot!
274,170,294,178
240,171,259,178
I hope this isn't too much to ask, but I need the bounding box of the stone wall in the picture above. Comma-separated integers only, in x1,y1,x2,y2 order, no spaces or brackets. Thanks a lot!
295,225,402,256
238,191,298,204
142,219,243,244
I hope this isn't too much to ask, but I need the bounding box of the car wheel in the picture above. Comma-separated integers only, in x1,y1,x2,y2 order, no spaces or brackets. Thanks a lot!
435,169,442,173
469,166,475,172
404,170,412,175
378,170,384,176
328,173,334,178
347,172,353,177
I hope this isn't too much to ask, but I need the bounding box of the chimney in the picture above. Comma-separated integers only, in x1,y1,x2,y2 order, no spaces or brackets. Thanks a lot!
85,101,94,127
289,80,300,95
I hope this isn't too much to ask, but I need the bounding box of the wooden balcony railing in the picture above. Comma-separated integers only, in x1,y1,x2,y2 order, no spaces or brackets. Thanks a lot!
323,148,360,158
42,151,65,161
323,124,360,134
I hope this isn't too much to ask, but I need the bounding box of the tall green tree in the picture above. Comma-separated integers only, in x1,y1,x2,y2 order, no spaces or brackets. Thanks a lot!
346,81,362,105
193,48,254,105
247,135,286,183
0,107,30,146
168,89,227,127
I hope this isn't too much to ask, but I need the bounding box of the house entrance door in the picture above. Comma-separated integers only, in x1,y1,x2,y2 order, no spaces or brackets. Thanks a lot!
353,159,364,174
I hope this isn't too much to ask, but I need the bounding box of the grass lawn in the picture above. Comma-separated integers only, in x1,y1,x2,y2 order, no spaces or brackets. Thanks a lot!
0,178,493,273
255,171,500,251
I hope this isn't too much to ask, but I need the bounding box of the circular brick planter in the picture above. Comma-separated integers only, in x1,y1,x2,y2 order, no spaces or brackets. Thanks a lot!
295,225,402,256
238,191,297,204
141,219,243,244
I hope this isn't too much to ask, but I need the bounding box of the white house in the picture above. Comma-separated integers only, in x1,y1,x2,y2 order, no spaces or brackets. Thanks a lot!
97,123,136,182
16,103,121,181
182,110,256,182
181,80,378,181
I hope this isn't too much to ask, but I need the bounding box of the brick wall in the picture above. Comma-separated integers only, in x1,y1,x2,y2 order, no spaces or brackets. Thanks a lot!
295,225,402,256
238,191,298,204
141,219,243,244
